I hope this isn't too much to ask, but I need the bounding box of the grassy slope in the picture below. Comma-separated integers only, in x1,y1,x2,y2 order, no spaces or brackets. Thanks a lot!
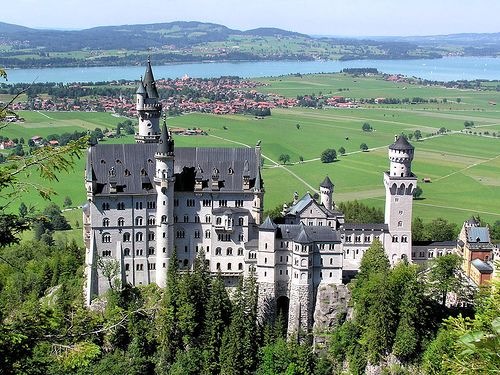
5,74,500,246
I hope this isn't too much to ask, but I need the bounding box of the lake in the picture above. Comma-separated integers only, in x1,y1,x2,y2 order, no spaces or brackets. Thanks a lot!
3,57,500,84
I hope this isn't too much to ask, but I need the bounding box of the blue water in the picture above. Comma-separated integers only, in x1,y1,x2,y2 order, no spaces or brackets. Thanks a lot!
3,57,500,84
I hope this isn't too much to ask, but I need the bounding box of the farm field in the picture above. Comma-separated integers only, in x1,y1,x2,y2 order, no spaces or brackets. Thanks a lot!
3,73,500,245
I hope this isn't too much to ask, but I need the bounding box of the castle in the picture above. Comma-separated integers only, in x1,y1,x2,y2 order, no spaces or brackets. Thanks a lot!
84,60,418,334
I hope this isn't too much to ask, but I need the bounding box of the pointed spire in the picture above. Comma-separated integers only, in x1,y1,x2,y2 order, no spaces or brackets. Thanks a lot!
85,150,96,182
143,57,159,99
253,166,262,192
156,117,174,156
136,75,146,95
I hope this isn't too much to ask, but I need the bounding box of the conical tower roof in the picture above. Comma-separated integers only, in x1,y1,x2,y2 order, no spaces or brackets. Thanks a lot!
136,76,146,95
389,135,414,151
156,119,174,155
143,57,159,99
260,216,277,231
320,175,334,189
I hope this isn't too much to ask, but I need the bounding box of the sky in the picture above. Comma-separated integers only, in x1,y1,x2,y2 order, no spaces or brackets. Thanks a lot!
2,0,500,37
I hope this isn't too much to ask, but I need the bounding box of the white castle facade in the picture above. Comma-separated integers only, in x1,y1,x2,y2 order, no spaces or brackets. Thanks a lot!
84,60,417,334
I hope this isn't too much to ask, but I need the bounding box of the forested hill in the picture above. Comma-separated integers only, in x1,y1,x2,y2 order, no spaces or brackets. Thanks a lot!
0,20,498,68
0,21,307,50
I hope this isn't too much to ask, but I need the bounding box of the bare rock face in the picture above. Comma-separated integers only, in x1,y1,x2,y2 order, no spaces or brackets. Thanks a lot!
313,283,350,332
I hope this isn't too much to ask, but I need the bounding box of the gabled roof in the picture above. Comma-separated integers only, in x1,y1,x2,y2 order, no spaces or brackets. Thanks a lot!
466,227,490,244
320,176,334,189
285,193,314,216
389,135,414,151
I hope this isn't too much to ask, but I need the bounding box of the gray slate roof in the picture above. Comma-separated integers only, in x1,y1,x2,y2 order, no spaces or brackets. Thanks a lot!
342,223,389,231
88,144,261,195
466,227,490,244
276,224,340,243
143,59,159,99
320,176,334,189
471,259,493,273
389,135,414,151
260,216,277,231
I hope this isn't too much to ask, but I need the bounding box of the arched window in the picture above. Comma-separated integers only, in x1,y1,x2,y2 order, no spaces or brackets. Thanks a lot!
101,202,110,210
135,216,143,226
227,263,232,270
148,216,156,225
216,247,222,255
183,259,188,267
148,232,155,241
124,248,130,256
102,218,110,227
226,247,233,256
123,232,131,242
238,263,243,270
238,247,244,256
216,262,221,270
238,217,244,226
205,230,211,239
118,217,125,227
398,221,403,227
136,232,143,242
161,215,167,224
102,233,111,243
148,247,155,255
216,217,222,225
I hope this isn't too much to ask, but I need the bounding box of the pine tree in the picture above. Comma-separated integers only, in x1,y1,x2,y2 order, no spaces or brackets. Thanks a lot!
157,249,183,372
202,274,231,375
220,279,245,375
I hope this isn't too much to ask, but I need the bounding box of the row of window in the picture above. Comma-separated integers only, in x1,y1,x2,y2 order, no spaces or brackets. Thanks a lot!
102,201,156,211
172,199,246,208
214,247,244,256
102,231,155,243
345,235,380,243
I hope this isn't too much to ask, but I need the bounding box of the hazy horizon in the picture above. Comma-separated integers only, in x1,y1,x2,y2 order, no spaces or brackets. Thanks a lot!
2,0,499,37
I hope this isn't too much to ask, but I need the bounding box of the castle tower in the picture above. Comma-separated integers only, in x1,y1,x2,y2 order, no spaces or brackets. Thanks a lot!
288,225,314,338
154,119,175,287
319,176,334,210
383,135,417,263
135,58,162,143
257,217,278,322
251,144,264,226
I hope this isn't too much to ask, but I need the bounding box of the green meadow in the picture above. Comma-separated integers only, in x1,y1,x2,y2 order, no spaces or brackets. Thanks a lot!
3,73,500,245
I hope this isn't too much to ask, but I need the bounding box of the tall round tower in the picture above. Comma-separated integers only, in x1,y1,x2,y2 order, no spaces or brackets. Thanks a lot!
319,176,334,210
388,135,414,177
383,135,417,264
135,58,162,143
154,119,175,287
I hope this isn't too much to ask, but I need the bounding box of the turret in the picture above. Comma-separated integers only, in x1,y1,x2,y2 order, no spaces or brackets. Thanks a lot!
388,135,414,178
154,120,175,287
135,57,162,143
384,135,417,264
319,176,334,210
